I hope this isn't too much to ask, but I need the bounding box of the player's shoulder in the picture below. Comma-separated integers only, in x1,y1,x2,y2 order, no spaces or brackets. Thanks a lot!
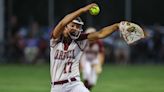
50,35,63,47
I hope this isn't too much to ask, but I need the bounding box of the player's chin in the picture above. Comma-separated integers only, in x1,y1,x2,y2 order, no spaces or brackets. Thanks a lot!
70,32,78,37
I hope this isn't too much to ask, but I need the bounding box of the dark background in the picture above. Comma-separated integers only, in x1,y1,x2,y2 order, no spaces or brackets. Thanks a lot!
6,0,164,26
1,0,164,64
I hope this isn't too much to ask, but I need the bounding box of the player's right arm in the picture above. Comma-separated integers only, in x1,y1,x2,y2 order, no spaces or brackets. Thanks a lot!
52,3,97,39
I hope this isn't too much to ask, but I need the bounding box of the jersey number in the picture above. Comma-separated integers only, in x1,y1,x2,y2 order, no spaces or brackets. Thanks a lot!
64,59,73,73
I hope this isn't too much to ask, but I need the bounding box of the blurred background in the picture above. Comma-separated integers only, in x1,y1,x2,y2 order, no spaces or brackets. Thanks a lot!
0,0,164,92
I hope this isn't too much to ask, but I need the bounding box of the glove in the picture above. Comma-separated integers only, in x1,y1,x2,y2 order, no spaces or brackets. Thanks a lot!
119,21,145,44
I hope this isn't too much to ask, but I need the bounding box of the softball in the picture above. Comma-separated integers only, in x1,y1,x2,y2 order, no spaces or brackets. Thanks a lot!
89,5,100,15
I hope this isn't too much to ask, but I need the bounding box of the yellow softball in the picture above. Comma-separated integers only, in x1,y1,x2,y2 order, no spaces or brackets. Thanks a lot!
89,5,100,15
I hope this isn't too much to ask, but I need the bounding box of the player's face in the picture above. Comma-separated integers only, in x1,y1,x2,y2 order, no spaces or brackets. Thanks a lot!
64,22,82,38
66,22,82,32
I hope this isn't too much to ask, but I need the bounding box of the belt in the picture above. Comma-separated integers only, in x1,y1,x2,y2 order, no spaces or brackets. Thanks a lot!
51,77,77,85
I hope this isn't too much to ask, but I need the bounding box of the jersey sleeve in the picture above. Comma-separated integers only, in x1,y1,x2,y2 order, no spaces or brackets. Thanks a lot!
50,34,62,48
76,33,89,41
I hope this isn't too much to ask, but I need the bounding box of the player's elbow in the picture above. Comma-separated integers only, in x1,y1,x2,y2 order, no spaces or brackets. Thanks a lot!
98,33,106,39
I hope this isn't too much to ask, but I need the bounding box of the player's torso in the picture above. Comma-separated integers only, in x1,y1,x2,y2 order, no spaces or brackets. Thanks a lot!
50,39,85,82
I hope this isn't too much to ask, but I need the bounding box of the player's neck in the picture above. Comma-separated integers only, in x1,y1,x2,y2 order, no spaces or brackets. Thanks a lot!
62,34,72,44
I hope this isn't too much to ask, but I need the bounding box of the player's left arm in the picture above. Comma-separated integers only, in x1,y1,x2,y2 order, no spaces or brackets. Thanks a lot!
87,23,119,41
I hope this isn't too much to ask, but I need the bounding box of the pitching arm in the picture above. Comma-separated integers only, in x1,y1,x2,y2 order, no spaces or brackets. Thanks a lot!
52,3,97,39
87,23,119,41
